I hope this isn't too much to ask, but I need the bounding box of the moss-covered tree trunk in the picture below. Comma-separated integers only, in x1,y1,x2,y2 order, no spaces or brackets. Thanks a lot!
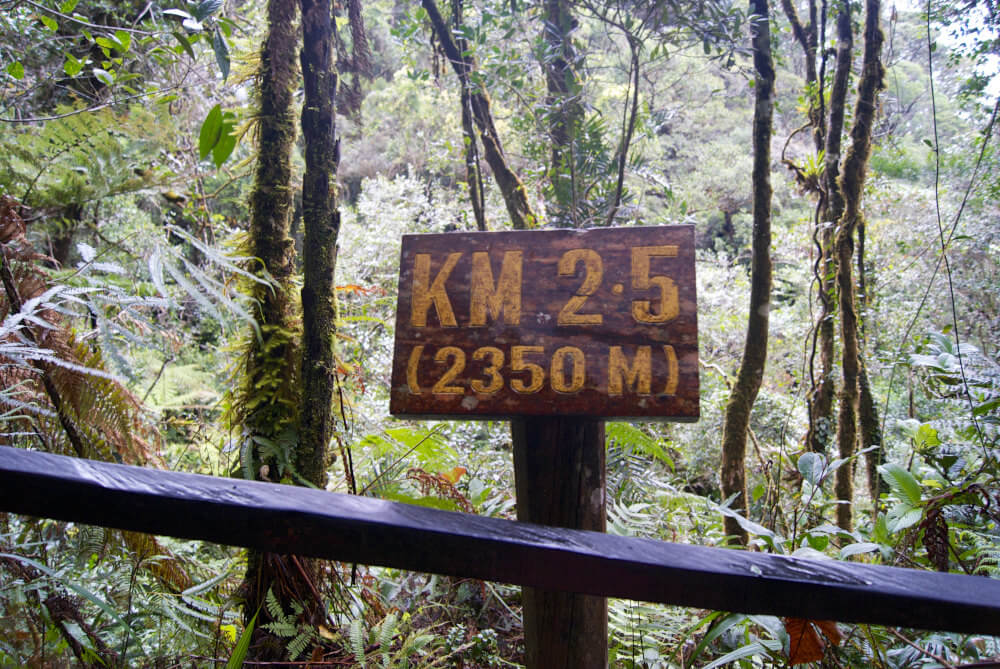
240,0,311,659
805,1,853,456
719,0,775,545
833,0,884,531
298,0,339,491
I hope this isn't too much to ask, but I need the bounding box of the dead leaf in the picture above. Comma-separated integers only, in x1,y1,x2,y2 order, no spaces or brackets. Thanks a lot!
784,617,825,665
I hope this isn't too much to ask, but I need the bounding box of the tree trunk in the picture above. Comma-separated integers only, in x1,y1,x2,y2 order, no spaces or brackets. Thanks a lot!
543,0,582,226
298,0,339,490
240,0,305,658
454,0,487,231
780,0,822,148
833,0,884,531
806,0,853,456
720,0,775,545
422,0,536,229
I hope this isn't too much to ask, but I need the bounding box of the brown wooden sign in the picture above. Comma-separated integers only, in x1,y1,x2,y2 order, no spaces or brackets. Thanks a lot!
390,226,698,419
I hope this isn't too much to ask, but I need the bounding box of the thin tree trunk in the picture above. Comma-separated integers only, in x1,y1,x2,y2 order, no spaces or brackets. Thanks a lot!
720,0,775,545
298,0,339,489
780,0,822,149
422,0,536,229
833,0,884,531
605,37,640,227
857,177,885,501
454,0,487,231
806,0,852,455
543,0,582,226
859,358,885,499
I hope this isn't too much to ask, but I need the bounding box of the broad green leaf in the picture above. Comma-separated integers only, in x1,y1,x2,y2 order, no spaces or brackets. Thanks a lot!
887,503,922,532
163,8,194,20
879,463,922,506
805,532,829,551
173,32,196,60
5,62,24,80
63,53,83,77
212,26,230,81
60,0,79,12
895,418,921,438
38,14,58,31
797,452,825,486
199,104,223,160
916,423,941,449
840,542,881,559
115,30,131,52
92,67,114,86
211,129,236,167
95,36,116,55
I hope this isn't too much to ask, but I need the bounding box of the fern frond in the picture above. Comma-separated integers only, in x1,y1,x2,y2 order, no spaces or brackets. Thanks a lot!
349,617,367,667
265,587,284,621
287,630,312,661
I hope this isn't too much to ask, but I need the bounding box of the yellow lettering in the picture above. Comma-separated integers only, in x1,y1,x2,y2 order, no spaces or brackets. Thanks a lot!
406,345,424,394
663,345,678,395
608,346,651,395
511,345,545,393
470,250,522,326
557,248,603,326
411,252,461,327
431,346,465,394
550,346,585,393
631,245,679,324
471,346,505,394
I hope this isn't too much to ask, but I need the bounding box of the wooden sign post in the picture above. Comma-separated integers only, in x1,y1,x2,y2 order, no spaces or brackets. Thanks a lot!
391,226,698,668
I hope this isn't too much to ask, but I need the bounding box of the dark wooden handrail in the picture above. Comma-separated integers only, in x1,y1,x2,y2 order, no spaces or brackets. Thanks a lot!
1,446,998,635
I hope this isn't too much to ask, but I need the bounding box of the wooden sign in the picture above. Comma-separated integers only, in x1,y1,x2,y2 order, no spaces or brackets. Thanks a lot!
390,226,698,419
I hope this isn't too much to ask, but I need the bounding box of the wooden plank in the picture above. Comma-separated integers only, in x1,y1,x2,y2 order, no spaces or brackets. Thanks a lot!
390,227,699,420
1,446,999,635
512,417,607,668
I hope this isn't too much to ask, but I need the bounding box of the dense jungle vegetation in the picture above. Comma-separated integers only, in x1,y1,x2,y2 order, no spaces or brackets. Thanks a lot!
1,0,998,665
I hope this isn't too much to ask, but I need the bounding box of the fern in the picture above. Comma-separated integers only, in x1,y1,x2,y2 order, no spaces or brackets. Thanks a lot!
265,587,284,621
349,617,367,667
377,611,398,668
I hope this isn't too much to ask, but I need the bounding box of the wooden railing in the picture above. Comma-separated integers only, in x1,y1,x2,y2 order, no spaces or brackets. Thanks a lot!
1,445,998,636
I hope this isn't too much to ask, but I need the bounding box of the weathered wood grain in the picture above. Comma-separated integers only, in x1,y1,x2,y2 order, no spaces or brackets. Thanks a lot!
390,227,699,419
1,446,998,635
513,417,607,668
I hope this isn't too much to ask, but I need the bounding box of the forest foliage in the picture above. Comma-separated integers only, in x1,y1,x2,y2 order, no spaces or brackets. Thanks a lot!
1,0,998,666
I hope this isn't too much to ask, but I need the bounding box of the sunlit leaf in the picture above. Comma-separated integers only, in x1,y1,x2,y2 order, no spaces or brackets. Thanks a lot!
199,104,223,160
879,463,922,506
5,61,24,80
